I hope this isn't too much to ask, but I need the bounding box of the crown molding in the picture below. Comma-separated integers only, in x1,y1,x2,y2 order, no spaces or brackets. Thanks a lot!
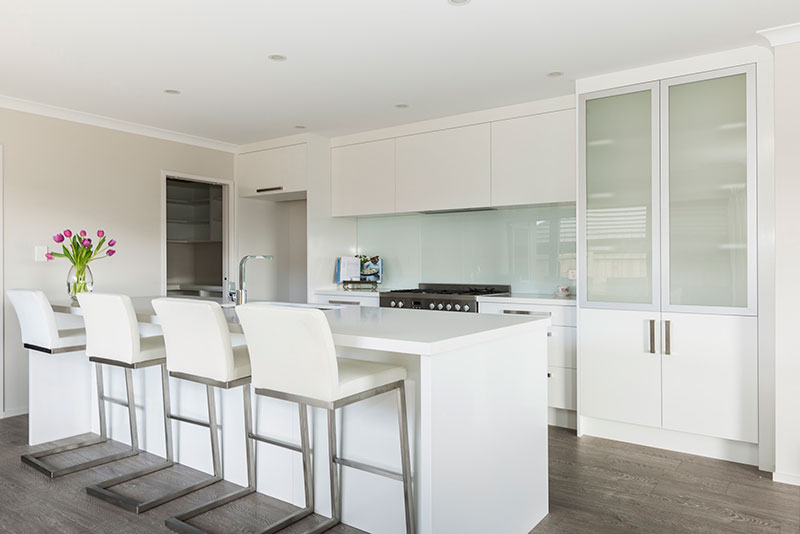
757,23,800,47
0,94,237,153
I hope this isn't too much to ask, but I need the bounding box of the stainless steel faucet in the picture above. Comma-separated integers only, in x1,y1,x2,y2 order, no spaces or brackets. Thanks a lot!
235,254,274,305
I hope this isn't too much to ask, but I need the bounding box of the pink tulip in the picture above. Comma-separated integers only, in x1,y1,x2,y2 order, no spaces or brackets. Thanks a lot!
108,239,116,247
81,238,92,247
53,234,65,243
63,229,72,238
97,230,105,238
79,230,87,237
107,249,116,256
45,252,54,261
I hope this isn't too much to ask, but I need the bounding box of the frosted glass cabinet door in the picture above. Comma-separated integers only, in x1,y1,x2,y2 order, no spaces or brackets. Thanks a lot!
662,68,755,314
581,84,659,309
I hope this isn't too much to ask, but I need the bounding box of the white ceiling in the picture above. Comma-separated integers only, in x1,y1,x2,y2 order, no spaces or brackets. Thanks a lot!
1,1,798,146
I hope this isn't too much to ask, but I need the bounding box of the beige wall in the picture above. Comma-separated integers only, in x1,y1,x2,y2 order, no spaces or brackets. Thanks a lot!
773,42,800,484
0,108,233,415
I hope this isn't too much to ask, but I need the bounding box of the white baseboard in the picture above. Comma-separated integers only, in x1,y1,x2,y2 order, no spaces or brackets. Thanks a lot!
580,416,759,466
0,407,28,419
548,407,577,430
773,471,800,486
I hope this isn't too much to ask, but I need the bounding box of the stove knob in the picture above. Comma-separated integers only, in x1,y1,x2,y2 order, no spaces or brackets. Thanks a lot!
454,304,461,311
390,300,396,307
464,304,471,312
397,301,404,308
446,303,452,311
437,303,444,310
429,303,436,310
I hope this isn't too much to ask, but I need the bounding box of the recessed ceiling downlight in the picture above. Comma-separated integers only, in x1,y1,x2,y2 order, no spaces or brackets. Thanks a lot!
395,103,409,109
269,54,287,62
448,0,471,5
295,125,306,129
547,71,564,78
164,89,181,95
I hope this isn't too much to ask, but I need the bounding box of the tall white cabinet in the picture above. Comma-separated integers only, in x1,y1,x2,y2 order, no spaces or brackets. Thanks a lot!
578,65,758,447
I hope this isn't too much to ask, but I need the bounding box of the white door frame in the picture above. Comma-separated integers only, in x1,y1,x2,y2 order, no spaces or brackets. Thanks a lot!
159,170,235,296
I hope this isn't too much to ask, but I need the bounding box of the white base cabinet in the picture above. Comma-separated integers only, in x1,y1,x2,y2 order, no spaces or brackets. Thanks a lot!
579,308,662,428
661,312,758,443
579,308,758,443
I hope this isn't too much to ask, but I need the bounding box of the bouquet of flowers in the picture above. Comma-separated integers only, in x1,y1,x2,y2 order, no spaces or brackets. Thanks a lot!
46,229,117,297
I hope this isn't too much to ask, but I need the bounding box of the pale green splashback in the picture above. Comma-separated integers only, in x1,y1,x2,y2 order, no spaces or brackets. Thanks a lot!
356,204,576,294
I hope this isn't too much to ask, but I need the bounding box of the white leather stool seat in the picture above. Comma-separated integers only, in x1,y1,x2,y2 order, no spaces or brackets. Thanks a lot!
54,328,87,349
337,359,407,400
78,293,166,366
138,335,167,361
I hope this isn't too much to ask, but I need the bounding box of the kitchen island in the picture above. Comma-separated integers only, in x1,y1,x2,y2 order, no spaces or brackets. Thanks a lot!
34,299,549,534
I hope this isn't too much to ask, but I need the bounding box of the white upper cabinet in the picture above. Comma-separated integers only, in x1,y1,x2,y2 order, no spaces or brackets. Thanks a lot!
491,109,576,207
237,143,307,199
395,124,491,213
331,139,395,217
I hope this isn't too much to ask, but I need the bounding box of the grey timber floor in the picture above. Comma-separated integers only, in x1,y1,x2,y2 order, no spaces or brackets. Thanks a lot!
1,415,798,533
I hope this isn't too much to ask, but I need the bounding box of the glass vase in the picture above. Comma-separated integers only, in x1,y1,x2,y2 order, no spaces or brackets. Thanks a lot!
67,264,94,302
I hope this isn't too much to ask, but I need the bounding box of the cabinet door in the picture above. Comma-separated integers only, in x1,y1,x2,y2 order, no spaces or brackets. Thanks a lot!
238,143,307,198
491,109,576,207
395,124,490,213
661,313,757,443
331,139,395,216
548,367,577,411
661,67,756,315
580,84,660,310
579,308,662,427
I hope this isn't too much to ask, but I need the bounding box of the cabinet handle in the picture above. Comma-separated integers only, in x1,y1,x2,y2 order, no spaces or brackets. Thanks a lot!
503,309,531,315
649,319,656,354
256,186,284,193
665,320,671,355
328,300,360,305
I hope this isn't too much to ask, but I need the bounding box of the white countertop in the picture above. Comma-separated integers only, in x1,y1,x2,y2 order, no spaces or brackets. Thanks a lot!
52,296,548,356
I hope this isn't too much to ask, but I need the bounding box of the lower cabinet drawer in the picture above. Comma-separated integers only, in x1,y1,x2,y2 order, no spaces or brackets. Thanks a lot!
315,293,380,307
478,301,577,327
548,367,576,411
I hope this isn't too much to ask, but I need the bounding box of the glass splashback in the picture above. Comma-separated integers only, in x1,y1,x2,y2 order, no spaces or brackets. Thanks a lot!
584,89,655,305
356,205,576,295
667,73,748,308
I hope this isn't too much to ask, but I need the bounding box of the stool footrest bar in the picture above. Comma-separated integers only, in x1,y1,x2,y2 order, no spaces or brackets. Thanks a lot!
248,432,303,453
168,413,211,428
101,395,130,408
334,456,404,481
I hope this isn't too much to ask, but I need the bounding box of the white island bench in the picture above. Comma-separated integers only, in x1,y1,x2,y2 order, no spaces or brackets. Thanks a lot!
33,298,550,534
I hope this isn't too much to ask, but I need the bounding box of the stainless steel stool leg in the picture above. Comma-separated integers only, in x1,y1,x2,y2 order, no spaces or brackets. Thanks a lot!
87,364,222,513
21,362,139,478
303,408,342,534
166,391,317,534
397,382,416,534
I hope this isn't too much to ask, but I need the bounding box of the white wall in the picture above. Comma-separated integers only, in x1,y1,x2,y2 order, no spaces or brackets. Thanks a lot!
0,107,233,416
773,41,800,486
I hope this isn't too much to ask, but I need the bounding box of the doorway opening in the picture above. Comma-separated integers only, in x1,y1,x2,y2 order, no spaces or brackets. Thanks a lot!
163,175,230,298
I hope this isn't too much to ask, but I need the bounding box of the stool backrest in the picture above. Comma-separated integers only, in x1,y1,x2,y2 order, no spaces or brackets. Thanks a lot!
77,293,141,364
152,298,238,382
7,289,61,349
235,304,339,402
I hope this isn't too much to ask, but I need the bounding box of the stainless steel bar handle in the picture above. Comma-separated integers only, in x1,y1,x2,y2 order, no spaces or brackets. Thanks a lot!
328,300,360,305
664,320,671,355
649,319,656,354
503,310,531,315
256,186,284,193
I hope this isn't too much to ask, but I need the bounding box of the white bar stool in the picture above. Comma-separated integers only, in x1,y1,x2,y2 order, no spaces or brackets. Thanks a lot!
236,303,416,534
7,289,140,478
75,292,195,514
149,298,256,532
